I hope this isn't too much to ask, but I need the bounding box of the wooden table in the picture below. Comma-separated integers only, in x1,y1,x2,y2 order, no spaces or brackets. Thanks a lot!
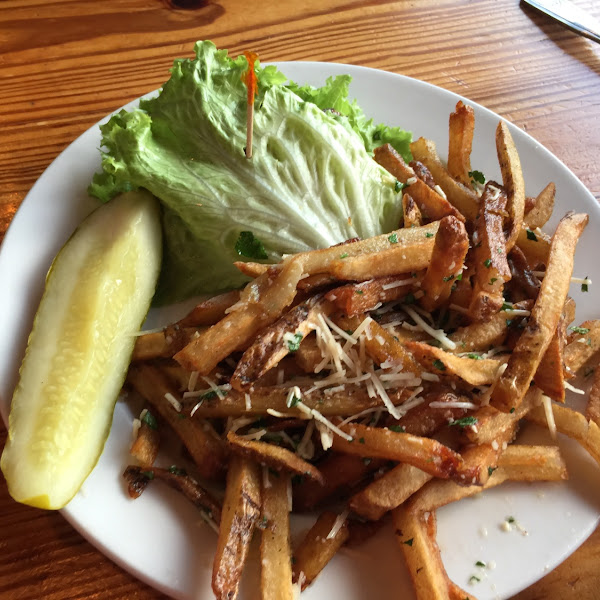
1,1,599,598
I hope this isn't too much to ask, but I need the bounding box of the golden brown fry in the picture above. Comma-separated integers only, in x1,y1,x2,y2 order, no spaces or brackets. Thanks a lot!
410,137,479,221
524,182,556,230
230,295,332,390
496,122,525,252
469,182,511,321
403,193,423,228
447,100,475,187
420,215,469,311
131,326,203,362
176,289,242,328
292,510,350,590
563,320,600,377
213,457,261,600
127,364,227,480
491,212,588,412
526,403,600,466
405,178,466,223
507,246,541,301
329,240,435,281
326,274,420,316
393,507,455,600
373,143,415,182
129,413,160,467
175,258,304,374
331,422,469,482
534,315,566,402
261,473,293,600
233,260,270,278
293,453,383,512
227,431,324,484
405,340,507,386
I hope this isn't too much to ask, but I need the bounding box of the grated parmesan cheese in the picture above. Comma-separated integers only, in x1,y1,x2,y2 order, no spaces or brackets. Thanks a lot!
164,392,182,413
541,394,557,440
403,305,456,350
326,509,349,540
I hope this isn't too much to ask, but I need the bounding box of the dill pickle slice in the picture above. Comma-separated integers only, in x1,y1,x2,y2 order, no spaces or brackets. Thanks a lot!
1,190,162,509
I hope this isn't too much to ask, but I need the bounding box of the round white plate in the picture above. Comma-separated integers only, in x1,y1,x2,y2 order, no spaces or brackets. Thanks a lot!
1,62,599,600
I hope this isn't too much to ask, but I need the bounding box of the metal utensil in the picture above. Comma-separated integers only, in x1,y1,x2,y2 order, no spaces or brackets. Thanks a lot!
522,0,600,44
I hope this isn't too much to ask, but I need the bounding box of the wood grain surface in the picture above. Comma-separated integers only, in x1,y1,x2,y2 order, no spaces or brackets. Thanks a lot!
1,1,599,599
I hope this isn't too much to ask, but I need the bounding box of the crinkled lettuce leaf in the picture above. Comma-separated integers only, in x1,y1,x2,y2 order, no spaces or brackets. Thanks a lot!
89,41,410,305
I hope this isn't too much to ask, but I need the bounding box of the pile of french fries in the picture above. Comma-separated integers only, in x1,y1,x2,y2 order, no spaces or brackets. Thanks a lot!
122,101,600,600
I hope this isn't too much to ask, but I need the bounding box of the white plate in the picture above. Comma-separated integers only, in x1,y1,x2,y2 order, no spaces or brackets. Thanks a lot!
1,62,600,600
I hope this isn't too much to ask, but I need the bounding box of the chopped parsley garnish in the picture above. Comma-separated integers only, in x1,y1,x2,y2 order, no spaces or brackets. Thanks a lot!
200,389,226,400
468,170,486,185
506,516,516,524
455,273,463,281
487,466,497,477
526,229,538,241
469,575,481,584
234,231,268,259
142,470,155,480
286,332,303,352
168,465,187,476
483,258,492,268
509,408,515,413
395,180,406,193
501,302,513,311
467,353,482,360
489,277,498,285
433,359,446,371
443,274,455,282
475,560,486,568
570,326,590,335
141,410,158,430
340,252,349,259
425,232,434,238
388,233,398,244
582,277,589,292
355,289,364,295
403,538,414,546
449,416,478,428
389,425,406,433
287,395,301,408
258,516,269,529
359,437,366,444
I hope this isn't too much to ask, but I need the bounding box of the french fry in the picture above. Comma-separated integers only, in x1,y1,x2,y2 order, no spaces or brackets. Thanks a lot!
533,315,566,402
127,364,227,480
516,225,551,268
448,306,520,351
393,507,456,600
176,289,242,327
131,326,203,362
420,215,469,311
403,193,423,228
507,246,541,301
233,260,269,278
491,212,588,412
587,366,600,426
326,274,421,316
213,456,261,600
227,431,324,484
404,340,507,386
230,295,332,390
410,137,479,221
331,422,469,482
175,257,304,374
405,177,466,222
373,143,415,182
329,240,435,281
292,510,350,590
129,412,160,467
447,100,475,187
524,182,556,230
469,182,512,321
496,122,525,252
563,319,600,377
123,466,222,524
526,403,600,466
261,472,293,600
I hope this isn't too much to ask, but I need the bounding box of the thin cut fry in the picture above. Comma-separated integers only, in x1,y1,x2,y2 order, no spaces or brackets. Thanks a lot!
516,225,551,268
533,315,566,402
491,212,588,412
563,319,600,377
212,457,261,600
129,414,160,467
403,193,423,228
420,215,469,311
292,510,350,590
261,472,293,600
447,100,475,187
176,289,242,327
131,326,203,362
587,366,600,426
227,431,324,483
524,182,555,230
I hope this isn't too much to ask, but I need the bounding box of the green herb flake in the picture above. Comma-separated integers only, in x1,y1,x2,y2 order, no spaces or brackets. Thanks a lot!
507,516,516,524
570,326,590,335
287,395,301,408
489,277,498,285
487,466,497,477
168,465,187,476
483,258,492,268
403,538,414,546
526,229,538,241
395,180,406,193
443,274,455,282
468,170,486,185
433,359,446,371
388,233,398,244
286,332,303,352
389,425,406,433
142,470,155,480
359,437,366,444
501,302,513,311
469,575,481,584
141,410,158,430
467,353,482,360
475,560,486,568
510,408,515,414
455,273,463,281
425,232,434,238
340,252,349,259
235,231,268,259
449,416,478,428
